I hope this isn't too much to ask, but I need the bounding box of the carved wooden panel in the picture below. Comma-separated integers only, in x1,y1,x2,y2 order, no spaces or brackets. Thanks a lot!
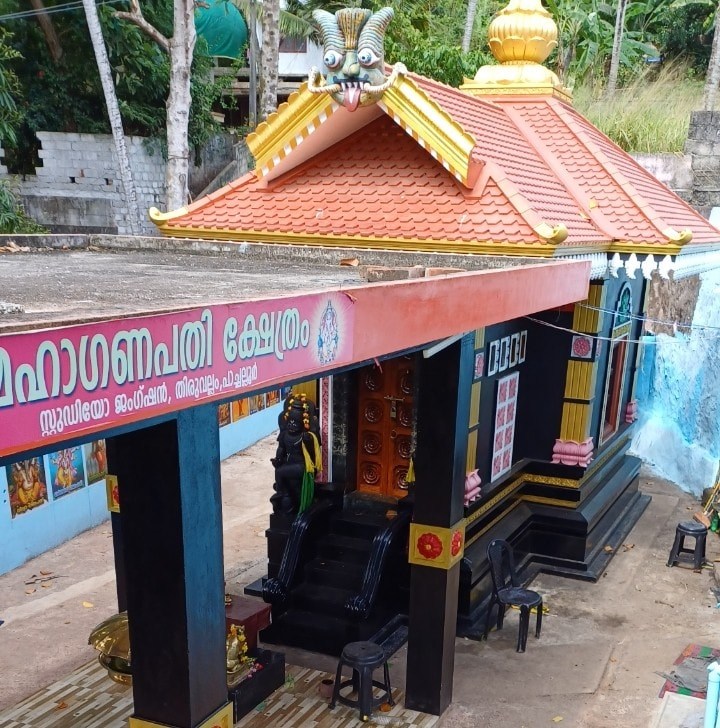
356,356,414,499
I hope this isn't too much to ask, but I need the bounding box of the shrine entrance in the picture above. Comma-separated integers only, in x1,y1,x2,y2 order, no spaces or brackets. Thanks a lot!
0,249,590,726
356,356,415,500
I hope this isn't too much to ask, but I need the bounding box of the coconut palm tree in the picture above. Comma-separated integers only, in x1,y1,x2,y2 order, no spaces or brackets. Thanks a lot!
606,0,628,96
82,0,142,234
234,0,318,123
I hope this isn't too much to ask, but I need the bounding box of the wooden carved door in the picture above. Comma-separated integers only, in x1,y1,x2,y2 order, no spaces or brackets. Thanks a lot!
357,356,414,499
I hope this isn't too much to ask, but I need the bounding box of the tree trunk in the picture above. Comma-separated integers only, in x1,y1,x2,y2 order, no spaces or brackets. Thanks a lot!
248,0,259,128
259,0,280,121
165,0,196,211
606,0,628,97
82,0,143,236
704,7,720,111
462,0,480,54
30,0,63,64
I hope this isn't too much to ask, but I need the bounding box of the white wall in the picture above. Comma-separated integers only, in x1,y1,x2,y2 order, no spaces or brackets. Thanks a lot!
4,132,165,236
1,131,235,235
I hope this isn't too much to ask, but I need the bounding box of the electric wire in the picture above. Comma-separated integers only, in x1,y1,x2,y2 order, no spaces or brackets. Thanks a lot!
524,315,689,345
0,0,123,23
576,302,720,332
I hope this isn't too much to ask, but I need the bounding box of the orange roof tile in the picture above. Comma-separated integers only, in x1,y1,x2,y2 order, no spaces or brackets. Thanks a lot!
157,71,720,254
164,115,540,246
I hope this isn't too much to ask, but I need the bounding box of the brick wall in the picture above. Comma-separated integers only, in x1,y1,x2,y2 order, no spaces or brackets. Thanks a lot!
684,111,720,217
0,132,234,235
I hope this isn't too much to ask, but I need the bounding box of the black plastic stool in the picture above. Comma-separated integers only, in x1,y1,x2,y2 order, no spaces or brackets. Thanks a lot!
667,520,707,570
329,641,393,721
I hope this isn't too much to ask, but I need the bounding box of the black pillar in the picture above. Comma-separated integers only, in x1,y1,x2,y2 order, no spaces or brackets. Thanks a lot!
107,405,227,728
109,510,127,612
405,335,473,715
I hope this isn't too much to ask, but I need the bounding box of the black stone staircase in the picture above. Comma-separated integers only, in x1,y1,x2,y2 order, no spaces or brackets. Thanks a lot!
257,499,410,656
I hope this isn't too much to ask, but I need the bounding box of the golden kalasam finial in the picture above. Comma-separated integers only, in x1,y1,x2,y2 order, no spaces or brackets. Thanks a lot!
487,0,557,65
460,0,571,101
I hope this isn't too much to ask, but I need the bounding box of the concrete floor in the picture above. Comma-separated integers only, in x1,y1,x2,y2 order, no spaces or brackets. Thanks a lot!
1,435,719,728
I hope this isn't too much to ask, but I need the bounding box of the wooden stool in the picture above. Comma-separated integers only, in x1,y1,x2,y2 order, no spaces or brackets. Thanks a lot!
329,641,393,721
667,520,707,570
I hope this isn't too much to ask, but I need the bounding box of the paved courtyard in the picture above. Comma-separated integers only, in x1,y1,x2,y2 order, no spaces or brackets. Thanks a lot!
1,435,718,727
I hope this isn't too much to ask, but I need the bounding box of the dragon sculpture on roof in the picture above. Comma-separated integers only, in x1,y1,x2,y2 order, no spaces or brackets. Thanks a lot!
307,7,406,112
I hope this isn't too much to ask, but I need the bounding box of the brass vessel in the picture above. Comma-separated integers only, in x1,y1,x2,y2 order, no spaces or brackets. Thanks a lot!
88,612,132,685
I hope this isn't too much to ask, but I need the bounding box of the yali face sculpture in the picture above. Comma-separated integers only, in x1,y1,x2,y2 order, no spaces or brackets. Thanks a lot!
308,7,405,112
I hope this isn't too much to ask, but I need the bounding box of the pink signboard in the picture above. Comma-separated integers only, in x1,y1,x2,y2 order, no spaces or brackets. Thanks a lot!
0,291,354,459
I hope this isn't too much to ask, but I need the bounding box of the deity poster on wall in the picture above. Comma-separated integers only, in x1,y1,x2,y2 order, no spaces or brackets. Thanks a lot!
474,352,485,379
249,394,266,415
6,458,48,518
231,398,250,421
48,447,86,499
83,440,108,484
218,403,231,427
266,389,281,407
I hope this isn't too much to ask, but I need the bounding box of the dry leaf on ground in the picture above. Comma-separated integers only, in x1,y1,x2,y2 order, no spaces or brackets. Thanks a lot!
82,601,94,608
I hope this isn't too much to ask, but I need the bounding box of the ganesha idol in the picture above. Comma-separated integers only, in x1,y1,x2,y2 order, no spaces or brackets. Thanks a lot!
307,7,406,112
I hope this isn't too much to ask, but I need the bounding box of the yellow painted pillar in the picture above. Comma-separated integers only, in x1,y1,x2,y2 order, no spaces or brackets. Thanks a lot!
552,283,605,467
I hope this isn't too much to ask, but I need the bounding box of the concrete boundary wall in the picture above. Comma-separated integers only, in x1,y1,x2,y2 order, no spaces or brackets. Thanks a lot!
631,153,693,202
0,132,235,236
0,232,547,271
1,133,166,236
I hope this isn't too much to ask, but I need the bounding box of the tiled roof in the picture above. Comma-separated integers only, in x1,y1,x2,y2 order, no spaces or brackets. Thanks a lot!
157,72,720,253
412,74,718,248
163,115,541,246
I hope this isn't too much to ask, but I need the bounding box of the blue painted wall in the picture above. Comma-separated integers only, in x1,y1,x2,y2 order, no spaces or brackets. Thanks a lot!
220,403,281,460
1,399,284,575
0,447,109,575
632,269,720,495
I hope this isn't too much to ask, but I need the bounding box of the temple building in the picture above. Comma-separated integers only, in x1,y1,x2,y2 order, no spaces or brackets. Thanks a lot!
3,2,720,727
151,0,720,648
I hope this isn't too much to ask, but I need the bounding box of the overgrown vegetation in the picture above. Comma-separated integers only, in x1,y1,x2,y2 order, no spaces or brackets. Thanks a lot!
0,0,718,162
0,181,47,234
574,63,703,152
1,0,235,173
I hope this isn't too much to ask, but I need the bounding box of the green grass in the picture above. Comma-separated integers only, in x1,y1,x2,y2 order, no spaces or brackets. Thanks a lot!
573,64,704,153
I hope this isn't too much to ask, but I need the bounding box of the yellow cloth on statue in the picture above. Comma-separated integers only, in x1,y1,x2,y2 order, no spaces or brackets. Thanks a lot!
406,456,415,484
298,433,322,514
301,432,322,473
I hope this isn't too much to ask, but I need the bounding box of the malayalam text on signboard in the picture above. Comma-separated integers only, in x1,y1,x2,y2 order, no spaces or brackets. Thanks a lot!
0,291,354,458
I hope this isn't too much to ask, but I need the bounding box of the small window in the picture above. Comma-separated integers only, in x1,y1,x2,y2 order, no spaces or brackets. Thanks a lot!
279,36,307,53
599,284,633,445
491,372,519,481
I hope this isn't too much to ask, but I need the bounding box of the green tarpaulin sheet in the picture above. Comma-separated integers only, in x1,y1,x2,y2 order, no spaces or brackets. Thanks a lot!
195,0,248,59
